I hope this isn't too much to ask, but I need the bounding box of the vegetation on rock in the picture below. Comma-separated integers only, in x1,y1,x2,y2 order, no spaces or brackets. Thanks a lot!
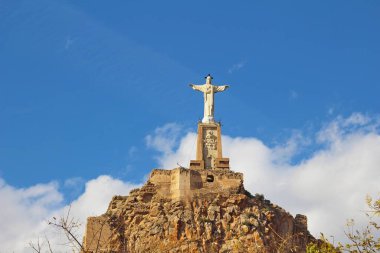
307,195,380,253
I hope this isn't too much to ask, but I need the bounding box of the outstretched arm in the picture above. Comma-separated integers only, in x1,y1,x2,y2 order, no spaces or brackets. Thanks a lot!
189,84,205,92
214,85,229,93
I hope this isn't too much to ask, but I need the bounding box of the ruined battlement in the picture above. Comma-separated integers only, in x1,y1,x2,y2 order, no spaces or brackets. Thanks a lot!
149,167,244,201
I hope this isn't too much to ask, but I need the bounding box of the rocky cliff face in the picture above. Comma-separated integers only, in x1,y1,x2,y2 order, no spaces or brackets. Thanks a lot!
83,168,315,253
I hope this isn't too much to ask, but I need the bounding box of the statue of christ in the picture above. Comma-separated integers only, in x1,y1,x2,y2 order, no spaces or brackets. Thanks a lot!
189,74,229,123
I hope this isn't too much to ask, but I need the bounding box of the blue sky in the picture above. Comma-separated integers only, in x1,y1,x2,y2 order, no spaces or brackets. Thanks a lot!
0,0,380,252
1,0,378,187
1,1,380,249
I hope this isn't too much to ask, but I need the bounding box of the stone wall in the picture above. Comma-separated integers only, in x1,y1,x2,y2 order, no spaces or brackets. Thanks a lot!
83,216,113,252
149,168,243,201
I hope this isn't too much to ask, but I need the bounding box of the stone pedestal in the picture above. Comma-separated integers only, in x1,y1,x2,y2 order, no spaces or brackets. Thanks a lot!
190,122,230,170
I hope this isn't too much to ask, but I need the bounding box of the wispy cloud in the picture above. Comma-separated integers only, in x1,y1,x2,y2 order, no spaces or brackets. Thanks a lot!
289,90,299,100
64,36,75,50
328,107,335,115
228,61,246,74
128,146,138,158
64,177,84,188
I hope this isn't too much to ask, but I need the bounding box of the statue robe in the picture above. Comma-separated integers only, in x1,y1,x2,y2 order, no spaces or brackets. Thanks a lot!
191,84,228,123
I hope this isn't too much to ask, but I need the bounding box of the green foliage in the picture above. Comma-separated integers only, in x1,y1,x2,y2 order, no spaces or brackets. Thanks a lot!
244,189,254,198
339,195,380,252
261,206,271,213
255,193,265,201
247,212,257,219
241,221,252,227
306,234,340,253
307,195,380,253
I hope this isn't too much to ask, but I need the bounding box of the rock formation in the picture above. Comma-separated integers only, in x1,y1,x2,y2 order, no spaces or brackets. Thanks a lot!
82,76,316,252
83,168,314,253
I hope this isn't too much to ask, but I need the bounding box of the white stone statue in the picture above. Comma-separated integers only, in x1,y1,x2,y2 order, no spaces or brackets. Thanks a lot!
190,74,229,123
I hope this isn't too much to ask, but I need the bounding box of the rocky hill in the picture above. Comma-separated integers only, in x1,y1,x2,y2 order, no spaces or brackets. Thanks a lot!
83,77,315,252
83,168,315,253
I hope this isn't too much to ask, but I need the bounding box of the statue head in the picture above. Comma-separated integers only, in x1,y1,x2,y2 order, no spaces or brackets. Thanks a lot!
205,74,213,85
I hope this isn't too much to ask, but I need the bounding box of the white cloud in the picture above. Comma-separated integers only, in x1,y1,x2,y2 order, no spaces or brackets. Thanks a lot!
146,123,182,156
0,179,63,252
317,113,377,144
0,176,139,253
343,112,371,126
3,113,379,252
147,113,380,243
228,61,246,74
64,177,84,188
67,175,138,221
145,123,196,168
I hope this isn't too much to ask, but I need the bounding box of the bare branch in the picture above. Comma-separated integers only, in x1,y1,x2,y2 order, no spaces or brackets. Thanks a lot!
29,238,42,253
48,205,86,252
